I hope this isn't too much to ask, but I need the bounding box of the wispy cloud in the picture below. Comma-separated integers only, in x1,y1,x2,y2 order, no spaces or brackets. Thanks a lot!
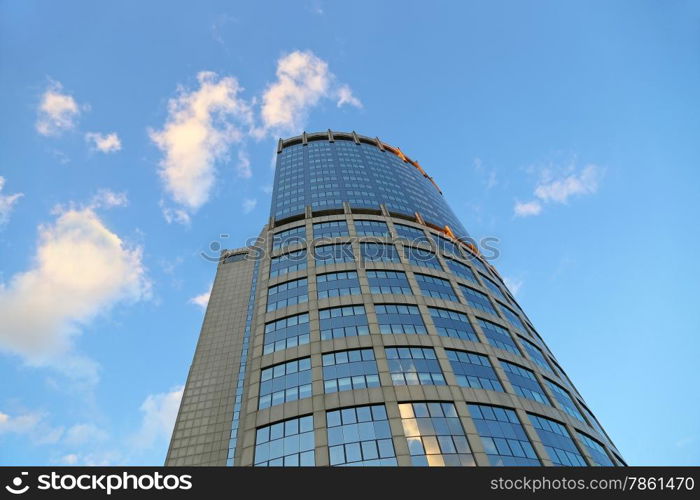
0,410,64,445
473,157,498,190
36,80,83,136
514,200,542,217
242,198,257,214
235,150,252,179
0,176,23,227
85,132,122,153
90,188,128,209
188,283,212,309
130,385,183,450
503,277,523,296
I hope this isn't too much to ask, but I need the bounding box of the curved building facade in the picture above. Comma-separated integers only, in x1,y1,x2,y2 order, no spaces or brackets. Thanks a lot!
166,131,624,467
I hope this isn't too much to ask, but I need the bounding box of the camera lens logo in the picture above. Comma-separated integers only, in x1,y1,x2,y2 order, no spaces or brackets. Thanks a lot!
5,472,29,495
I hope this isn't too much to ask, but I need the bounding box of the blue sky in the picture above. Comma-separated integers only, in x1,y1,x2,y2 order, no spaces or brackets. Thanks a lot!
1,0,698,466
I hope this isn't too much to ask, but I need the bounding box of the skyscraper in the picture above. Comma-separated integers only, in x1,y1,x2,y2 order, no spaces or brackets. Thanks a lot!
166,130,624,467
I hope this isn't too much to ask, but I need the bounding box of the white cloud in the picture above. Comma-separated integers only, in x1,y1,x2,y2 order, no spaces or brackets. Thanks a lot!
236,150,252,179
242,198,257,214
36,80,82,136
261,184,273,195
90,189,128,209
149,71,253,221
473,158,497,190
503,277,523,296
0,410,64,445
0,206,151,375
132,386,183,449
63,423,108,446
534,164,601,203
188,284,212,309
514,200,542,217
85,132,122,153
60,453,79,465
259,50,361,133
0,176,23,227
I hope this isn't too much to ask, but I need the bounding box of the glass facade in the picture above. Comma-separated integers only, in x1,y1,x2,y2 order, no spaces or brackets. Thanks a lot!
322,348,380,393
468,404,540,466
386,347,446,386
367,270,412,295
254,415,315,466
327,405,397,466
258,357,312,409
375,304,427,335
316,271,360,299
319,305,369,340
446,350,503,392
528,414,588,466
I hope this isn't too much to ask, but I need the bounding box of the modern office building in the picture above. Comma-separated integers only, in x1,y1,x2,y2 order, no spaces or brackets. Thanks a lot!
166,130,624,467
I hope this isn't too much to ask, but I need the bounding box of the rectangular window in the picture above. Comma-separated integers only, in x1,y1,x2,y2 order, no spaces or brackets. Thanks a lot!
319,305,369,340
258,357,312,409
499,303,527,331
354,220,390,236
445,350,503,392
545,379,586,423
432,235,459,256
467,404,540,466
394,223,429,244
428,307,478,342
269,249,307,278
464,253,489,274
415,273,459,301
327,405,397,466
322,348,380,393
367,270,412,295
314,243,354,266
313,220,349,239
316,271,360,299
254,415,315,466
375,304,427,334
272,226,306,251
520,336,553,374
386,347,446,386
528,414,587,466
500,360,550,406
403,247,443,271
445,258,478,284
263,313,310,355
577,431,614,466
478,319,520,356
267,278,308,312
399,402,474,466
360,242,400,263
460,285,498,315
481,275,507,301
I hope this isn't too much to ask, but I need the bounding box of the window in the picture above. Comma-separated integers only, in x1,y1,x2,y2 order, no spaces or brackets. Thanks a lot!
319,305,369,340
386,347,445,385
258,357,312,409
428,307,478,342
432,235,460,256
500,360,550,405
223,252,246,264
314,243,354,266
478,319,520,356
354,220,389,236
254,415,314,466
322,348,380,393
577,432,614,466
399,402,474,466
403,247,443,271
360,242,400,263
445,258,478,284
266,278,308,312
528,414,587,466
520,336,553,374
499,303,527,332
445,350,503,391
464,253,489,274
467,404,540,466
394,223,429,244
272,226,306,251
316,271,360,299
313,220,349,239
367,270,412,295
327,405,397,466
415,273,459,301
545,379,586,423
481,275,507,301
460,285,498,315
263,313,310,355
375,304,427,335
269,249,307,278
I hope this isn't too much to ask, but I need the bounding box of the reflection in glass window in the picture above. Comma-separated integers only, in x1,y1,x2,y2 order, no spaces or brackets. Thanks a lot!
481,275,507,301
354,220,390,236
313,220,349,239
263,312,310,354
258,357,312,409
428,307,478,341
460,285,498,316
314,243,354,266
528,414,587,466
386,347,445,386
327,405,397,466
269,249,307,278
478,319,520,356
367,270,412,295
445,350,503,391
445,258,478,284
254,415,315,466
404,247,443,271
267,277,308,312
499,303,527,331
322,348,380,393
316,271,360,299
319,305,369,340
415,273,459,301
468,404,540,466
375,304,427,334
272,226,306,251
545,379,586,423
500,360,550,405
399,402,474,466
360,242,400,263
577,431,615,466
394,223,429,244
520,336,553,374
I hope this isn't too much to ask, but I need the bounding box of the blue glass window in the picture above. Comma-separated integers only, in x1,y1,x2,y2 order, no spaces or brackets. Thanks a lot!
355,220,390,236
577,431,614,466
322,348,380,393
428,307,478,342
360,242,400,263
375,304,427,334
313,220,349,239
463,253,489,274
263,312,310,355
327,404,397,466
520,336,553,373
269,249,307,278
499,303,527,332
394,223,429,244
481,275,507,301
500,360,550,405
254,415,315,466
314,243,354,266
432,235,460,256
366,270,412,294
258,357,312,409
467,404,540,466
386,347,446,385
545,379,586,423
478,319,520,355
528,414,587,466
319,305,369,340
415,273,459,301
403,247,443,271
445,258,478,284
267,277,308,312
399,402,474,466
272,226,306,251
445,350,503,391
316,271,360,299
460,285,498,315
